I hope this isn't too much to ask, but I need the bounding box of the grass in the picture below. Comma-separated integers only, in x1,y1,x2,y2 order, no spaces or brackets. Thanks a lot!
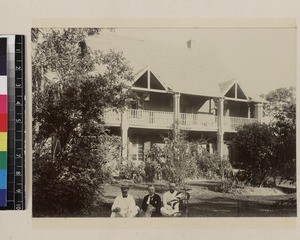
92,179,296,217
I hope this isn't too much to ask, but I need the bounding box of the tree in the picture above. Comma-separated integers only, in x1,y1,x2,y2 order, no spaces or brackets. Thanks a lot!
233,87,296,187
271,114,296,184
264,87,296,183
32,28,134,216
233,120,296,186
262,87,295,123
233,123,277,186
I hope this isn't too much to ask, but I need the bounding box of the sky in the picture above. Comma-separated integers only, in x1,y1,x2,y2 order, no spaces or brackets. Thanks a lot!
112,28,296,95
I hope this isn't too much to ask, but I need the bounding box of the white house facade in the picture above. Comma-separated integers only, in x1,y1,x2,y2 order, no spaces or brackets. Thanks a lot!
87,33,265,162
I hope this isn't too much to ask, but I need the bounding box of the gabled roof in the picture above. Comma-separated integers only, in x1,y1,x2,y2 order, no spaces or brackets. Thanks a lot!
87,32,264,103
218,79,236,94
132,65,170,92
218,79,266,103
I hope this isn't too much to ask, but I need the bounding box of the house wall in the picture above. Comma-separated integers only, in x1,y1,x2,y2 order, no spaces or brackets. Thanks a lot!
137,92,173,112
107,92,261,163
128,128,168,161
133,91,217,116
180,94,212,114
128,128,218,161
224,100,255,118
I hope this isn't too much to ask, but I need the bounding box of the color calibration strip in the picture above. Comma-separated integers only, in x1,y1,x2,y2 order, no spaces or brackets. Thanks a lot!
0,35,25,210
0,38,8,207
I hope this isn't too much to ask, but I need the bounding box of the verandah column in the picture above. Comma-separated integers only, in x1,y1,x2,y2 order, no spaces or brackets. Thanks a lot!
217,98,224,158
173,92,181,137
121,109,129,159
208,143,213,154
247,102,251,118
254,103,263,123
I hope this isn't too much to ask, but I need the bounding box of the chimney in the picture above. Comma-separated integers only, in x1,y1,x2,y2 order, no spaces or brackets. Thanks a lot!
187,39,192,49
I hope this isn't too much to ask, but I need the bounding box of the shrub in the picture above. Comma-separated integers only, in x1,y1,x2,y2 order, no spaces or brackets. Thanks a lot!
144,144,164,182
161,130,199,183
33,138,106,216
144,160,162,182
196,151,231,179
118,161,145,183
32,132,121,216
144,132,232,182
215,178,245,193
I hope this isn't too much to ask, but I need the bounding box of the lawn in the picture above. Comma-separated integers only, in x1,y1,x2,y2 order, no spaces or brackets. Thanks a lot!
92,179,296,217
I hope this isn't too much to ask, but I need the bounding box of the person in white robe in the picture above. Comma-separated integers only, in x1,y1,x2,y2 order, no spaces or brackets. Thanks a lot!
110,183,139,218
160,182,181,217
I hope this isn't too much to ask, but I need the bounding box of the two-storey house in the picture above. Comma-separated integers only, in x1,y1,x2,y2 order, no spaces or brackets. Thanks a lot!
87,33,265,163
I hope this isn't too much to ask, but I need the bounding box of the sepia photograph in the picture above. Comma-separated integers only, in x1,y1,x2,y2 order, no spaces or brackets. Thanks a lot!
32,27,296,218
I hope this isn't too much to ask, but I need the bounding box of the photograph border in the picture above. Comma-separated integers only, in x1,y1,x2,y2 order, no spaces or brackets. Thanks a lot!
31,18,297,231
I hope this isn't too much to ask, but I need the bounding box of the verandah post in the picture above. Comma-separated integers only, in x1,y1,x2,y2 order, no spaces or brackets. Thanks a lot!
173,92,181,140
217,98,225,180
121,108,129,160
254,103,263,123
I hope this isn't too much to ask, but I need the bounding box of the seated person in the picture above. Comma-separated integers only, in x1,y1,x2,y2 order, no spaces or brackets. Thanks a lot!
110,183,139,218
160,182,182,217
140,184,162,217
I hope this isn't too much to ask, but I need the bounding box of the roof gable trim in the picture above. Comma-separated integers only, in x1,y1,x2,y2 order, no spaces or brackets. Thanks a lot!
223,81,250,101
132,67,170,92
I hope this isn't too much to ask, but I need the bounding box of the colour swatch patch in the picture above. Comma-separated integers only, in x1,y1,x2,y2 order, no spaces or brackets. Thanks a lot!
0,38,7,207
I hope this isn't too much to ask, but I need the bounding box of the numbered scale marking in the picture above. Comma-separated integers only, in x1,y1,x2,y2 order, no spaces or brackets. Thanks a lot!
1,35,25,210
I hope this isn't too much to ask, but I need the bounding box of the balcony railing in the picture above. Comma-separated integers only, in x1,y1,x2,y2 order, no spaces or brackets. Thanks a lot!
180,113,218,130
103,109,258,131
224,116,257,131
128,109,174,128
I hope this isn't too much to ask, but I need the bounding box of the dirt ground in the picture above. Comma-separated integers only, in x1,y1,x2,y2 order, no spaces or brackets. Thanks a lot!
93,179,296,217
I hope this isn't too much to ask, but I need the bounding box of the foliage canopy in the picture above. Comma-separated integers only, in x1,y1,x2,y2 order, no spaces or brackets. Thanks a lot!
32,28,133,216
234,87,296,186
